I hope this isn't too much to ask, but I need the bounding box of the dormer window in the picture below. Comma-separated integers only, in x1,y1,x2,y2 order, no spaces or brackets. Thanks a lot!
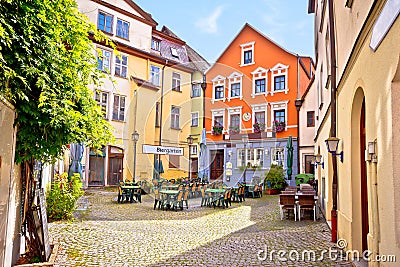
240,41,255,66
171,47,179,58
151,39,161,51
270,63,289,95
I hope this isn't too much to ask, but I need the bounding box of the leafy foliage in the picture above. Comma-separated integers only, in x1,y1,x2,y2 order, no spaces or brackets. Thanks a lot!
0,0,114,163
46,173,84,220
264,164,287,190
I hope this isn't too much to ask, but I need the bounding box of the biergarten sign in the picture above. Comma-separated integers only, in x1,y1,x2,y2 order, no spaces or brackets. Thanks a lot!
142,145,184,156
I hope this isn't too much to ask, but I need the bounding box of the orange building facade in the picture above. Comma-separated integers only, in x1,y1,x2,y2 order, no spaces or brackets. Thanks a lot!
203,24,312,185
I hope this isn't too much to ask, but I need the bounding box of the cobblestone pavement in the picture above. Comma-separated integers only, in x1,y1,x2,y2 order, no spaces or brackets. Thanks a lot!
49,188,354,267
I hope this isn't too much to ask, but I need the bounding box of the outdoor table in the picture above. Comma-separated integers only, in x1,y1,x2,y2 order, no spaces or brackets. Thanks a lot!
164,185,179,190
205,189,225,193
295,192,318,200
120,185,142,203
159,190,180,209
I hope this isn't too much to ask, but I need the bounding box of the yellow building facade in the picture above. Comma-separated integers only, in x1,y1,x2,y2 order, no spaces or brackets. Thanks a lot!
78,0,201,185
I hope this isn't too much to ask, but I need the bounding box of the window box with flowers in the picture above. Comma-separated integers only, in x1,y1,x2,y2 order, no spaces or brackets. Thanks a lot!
212,125,223,135
253,122,265,133
229,126,240,135
274,120,286,132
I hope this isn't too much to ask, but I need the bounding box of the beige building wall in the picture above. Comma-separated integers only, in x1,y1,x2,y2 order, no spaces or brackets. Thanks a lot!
310,0,400,263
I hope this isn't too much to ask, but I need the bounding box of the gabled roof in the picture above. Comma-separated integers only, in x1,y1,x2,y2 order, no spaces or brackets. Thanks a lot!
185,45,211,73
212,23,303,65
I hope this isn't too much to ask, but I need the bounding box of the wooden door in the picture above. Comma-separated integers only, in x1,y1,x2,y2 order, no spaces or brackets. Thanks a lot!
210,150,224,180
108,156,123,185
88,156,105,186
360,100,369,251
304,155,315,175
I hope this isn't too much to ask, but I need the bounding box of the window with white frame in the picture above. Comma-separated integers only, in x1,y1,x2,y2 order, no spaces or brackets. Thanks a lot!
237,148,264,167
255,79,266,93
214,85,224,99
274,109,285,123
212,75,226,102
227,72,243,100
191,112,199,127
214,115,223,126
151,39,161,51
190,144,198,155
240,41,255,66
95,91,109,119
171,106,180,129
112,95,125,121
252,103,267,132
170,47,179,58
251,67,268,97
172,72,181,91
270,101,288,129
115,55,128,78
150,65,161,86
97,11,113,34
270,63,289,94
116,19,129,39
97,49,111,73
255,111,265,125
230,83,240,97
271,147,285,166
191,83,201,97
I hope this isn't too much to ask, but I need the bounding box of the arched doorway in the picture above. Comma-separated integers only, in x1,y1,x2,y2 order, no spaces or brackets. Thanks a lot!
351,87,369,251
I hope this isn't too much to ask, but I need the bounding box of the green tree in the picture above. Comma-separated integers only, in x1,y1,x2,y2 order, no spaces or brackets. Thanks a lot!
0,0,114,260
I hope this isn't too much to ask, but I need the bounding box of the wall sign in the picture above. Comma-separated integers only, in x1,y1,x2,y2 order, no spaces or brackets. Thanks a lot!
142,145,184,155
243,112,251,121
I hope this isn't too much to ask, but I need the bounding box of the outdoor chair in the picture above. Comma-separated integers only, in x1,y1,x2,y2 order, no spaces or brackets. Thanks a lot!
200,188,209,207
223,189,232,208
191,184,197,198
133,187,142,203
182,189,190,209
117,181,130,203
297,194,317,221
231,187,239,202
170,190,184,211
153,189,164,210
238,186,245,202
279,194,297,221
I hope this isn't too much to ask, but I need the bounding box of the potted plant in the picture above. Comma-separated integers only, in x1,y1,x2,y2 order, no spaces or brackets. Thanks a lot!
264,164,287,194
253,122,265,133
229,125,240,135
273,120,286,132
212,124,223,135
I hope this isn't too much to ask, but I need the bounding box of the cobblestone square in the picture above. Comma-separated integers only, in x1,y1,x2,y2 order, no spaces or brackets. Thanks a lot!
49,188,353,267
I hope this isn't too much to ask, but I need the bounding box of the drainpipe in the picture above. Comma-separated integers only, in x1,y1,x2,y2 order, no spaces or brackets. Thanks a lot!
328,0,338,243
295,55,301,177
156,59,168,179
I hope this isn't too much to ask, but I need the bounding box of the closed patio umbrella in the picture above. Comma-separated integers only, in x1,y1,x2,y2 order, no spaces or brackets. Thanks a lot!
68,143,84,178
198,128,209,183
154,157,164,179
286,136,294,180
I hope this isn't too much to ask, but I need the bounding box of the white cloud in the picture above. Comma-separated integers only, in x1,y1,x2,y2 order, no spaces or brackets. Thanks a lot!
195,5,224,34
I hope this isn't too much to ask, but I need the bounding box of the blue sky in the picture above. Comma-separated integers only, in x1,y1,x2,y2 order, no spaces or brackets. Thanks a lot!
134,0,315,63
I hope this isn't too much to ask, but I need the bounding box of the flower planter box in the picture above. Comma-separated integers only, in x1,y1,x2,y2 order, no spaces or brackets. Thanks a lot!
265,188,281,195
14,244,58,267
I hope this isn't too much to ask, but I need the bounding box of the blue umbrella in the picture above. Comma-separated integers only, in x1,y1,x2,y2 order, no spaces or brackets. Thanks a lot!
68,143,84,178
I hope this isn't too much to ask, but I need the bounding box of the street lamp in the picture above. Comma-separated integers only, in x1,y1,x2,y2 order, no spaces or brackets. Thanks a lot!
314,153,324,169
242,134,249,185
132,130,139,182
187,135,194,181
325,137,343,162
